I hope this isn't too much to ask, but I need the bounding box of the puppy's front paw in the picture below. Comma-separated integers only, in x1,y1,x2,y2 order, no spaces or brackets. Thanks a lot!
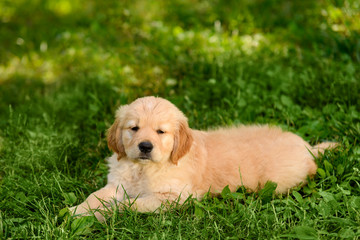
69,205,91,217
69,205,110,222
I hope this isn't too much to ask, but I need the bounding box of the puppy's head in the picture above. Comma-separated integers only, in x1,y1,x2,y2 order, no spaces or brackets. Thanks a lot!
107,96,193,165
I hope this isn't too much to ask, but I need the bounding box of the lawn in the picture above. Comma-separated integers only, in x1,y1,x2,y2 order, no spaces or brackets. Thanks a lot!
0,0,359,239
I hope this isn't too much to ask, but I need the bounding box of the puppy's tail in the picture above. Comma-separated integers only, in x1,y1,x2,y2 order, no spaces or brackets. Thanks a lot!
306,142,338,176
311,142,339,158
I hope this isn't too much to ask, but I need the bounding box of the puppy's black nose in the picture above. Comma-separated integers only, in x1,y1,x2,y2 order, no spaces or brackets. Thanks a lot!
138,141,153,153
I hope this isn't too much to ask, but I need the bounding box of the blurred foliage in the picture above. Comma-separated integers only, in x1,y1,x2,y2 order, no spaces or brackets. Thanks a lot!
1,0,359,86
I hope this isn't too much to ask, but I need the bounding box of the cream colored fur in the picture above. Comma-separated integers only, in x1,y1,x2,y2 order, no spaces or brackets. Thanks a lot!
70,96,336,221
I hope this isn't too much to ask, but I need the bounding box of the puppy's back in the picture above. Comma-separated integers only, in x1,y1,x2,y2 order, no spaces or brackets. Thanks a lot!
200,125,315,193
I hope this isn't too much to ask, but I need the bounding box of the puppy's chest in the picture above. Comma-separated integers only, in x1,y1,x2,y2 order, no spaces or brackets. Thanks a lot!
108,161,171,195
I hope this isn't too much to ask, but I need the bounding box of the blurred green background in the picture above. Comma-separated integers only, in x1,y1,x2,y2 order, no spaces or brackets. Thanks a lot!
1,0,359,94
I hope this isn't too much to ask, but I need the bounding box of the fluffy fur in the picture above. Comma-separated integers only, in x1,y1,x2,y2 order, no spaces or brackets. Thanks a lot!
70,96,336,220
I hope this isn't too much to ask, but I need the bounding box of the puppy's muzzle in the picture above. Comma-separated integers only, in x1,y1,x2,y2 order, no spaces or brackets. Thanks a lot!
138,141,153,154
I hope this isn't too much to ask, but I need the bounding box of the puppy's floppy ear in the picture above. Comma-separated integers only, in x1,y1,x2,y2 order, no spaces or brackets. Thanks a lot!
107,105,128,160
171,120,193,165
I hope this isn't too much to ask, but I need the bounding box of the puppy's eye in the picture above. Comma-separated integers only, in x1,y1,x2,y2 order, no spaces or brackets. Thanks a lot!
131,126,139,131
157,129,165,134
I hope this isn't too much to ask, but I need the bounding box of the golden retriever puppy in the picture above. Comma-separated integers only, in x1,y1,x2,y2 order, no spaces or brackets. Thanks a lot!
70,96,336,219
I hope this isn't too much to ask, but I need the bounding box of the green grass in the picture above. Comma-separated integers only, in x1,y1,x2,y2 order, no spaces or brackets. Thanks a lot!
1,0,360,239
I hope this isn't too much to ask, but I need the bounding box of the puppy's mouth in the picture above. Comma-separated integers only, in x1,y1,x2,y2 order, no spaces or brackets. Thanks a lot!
138,153,152,161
